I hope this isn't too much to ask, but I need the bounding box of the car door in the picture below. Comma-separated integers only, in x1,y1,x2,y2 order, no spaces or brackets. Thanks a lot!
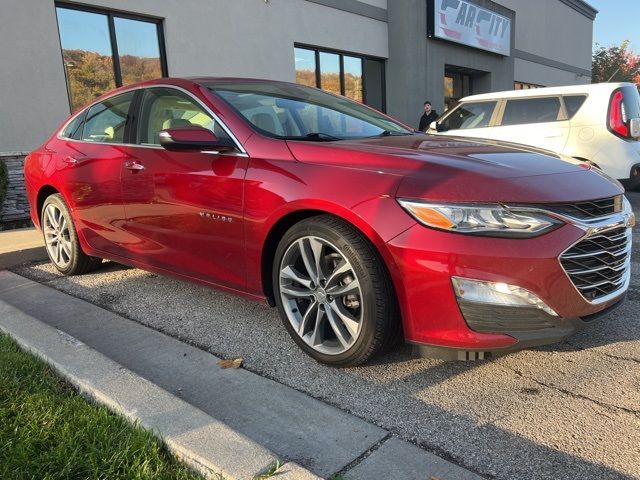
487,96,570,152
120,86,248,291
56,91,135,257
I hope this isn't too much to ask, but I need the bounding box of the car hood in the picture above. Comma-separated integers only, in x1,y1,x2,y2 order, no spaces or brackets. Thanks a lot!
286,134,623,203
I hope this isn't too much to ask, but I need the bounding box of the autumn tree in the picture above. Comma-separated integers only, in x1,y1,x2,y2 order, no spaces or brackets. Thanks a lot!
592,40,640,86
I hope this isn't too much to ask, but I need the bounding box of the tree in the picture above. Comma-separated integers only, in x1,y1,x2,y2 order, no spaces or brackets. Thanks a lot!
592,41,640,86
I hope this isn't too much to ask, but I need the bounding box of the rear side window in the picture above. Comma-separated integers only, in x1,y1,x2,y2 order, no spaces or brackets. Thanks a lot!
438,101,497,131
82,91,135,143
501,97,562,126
60,111,86,140
563,95,587,118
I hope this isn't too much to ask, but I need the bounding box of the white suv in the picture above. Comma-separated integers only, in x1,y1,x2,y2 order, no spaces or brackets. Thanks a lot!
428,83,640,188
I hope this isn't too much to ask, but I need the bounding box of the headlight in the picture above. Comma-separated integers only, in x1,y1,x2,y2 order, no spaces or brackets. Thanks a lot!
398,199,561,238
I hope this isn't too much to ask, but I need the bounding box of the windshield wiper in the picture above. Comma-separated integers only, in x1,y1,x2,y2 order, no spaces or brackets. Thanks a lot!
375,130,413,137
304,132,341,141
281,132,342,142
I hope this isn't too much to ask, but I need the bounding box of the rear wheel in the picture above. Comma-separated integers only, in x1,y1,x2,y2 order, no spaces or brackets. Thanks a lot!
41,194,102,275
273,215,400,367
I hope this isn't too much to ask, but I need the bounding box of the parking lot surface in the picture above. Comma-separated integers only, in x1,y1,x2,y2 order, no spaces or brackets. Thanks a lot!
14,192,640,480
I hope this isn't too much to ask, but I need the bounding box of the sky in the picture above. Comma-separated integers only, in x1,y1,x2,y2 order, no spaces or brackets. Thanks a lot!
588,0,640,51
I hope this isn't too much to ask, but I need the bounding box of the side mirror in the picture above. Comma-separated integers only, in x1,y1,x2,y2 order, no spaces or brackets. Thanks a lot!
159,127,235,152
429,121,438,132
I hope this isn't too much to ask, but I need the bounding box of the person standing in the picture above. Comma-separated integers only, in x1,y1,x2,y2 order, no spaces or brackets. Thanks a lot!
418,101,439,131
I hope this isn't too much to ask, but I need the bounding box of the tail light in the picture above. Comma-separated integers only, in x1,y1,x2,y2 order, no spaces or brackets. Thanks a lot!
608,90,629,138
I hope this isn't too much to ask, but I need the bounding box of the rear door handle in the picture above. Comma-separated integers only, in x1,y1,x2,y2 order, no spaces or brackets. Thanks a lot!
63,155,78,165
124,161,145,172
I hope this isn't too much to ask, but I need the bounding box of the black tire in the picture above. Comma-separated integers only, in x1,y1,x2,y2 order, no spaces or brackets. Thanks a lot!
41,194,102,275
273,215,401,367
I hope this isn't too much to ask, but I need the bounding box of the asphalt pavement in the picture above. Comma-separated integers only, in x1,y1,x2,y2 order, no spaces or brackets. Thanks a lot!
11,192,640,480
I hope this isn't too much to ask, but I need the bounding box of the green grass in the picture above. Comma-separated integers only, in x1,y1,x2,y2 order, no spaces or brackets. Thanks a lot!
0,334,202,480
253,460,283,479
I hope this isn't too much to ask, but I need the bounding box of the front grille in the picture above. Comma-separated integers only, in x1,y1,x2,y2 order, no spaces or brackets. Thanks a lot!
560,226,632,301
542,196,622,220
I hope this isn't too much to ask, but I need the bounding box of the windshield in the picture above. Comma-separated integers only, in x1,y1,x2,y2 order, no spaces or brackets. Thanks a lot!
206,82,412,140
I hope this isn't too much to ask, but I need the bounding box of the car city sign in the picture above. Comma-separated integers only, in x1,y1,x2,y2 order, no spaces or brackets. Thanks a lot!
427,0,511,56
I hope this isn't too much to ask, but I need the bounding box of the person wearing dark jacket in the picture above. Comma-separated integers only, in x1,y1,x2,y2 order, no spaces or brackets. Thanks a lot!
418,101,439,131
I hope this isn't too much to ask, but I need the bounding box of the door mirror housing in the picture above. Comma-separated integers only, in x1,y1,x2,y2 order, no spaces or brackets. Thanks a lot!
159,127,236,152
429,121,438,132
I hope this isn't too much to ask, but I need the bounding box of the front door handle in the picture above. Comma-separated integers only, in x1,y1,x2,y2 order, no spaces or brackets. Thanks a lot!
63,155,78,165
124,161,145,172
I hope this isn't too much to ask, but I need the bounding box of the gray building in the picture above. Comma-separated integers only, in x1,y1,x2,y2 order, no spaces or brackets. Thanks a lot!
0,0,596,222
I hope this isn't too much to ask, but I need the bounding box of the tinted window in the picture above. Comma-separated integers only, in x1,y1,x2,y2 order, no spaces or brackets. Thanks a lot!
56,8,116,112
439,101,497,131
295,48,316,88
501,97,562,126
343,56,363,103
61,111,86,140
563,95,587,118
56,6,166,112
294,46,385,111
114,17,163,86
319,52,341,95
82,91,134,143
208,82,410,139
136,87,231,146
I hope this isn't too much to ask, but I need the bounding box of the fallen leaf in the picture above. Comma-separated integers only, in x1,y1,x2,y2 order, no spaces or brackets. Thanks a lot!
430,477,441,480
217,358,243,369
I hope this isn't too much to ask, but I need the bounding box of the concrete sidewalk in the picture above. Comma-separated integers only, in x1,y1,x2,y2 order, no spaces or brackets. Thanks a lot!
0,270,482,480
0,227,47,269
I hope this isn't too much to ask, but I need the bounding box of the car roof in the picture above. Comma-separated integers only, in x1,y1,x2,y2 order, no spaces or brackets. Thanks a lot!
459,82,635,102
187,76,290,85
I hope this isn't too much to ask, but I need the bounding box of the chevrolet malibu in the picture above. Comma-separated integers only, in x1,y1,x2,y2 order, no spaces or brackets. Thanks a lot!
25,78,635,366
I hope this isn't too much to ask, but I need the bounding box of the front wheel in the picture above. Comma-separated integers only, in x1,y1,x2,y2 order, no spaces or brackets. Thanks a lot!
273,215,400,367
41,194,102,275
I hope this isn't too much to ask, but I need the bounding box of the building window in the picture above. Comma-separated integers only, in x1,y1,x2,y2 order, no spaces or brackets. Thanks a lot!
294,46,384,111
56,4,167,112
514,81,544,90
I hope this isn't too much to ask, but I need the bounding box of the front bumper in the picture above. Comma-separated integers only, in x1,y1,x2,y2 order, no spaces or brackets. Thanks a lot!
410,297,625,360
385,212,632,355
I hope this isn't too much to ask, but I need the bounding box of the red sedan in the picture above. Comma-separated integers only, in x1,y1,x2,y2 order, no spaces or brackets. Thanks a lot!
24,78,635,366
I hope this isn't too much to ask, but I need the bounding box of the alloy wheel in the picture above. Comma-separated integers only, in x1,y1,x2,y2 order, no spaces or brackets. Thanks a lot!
279,235,364,355
43,203,73,269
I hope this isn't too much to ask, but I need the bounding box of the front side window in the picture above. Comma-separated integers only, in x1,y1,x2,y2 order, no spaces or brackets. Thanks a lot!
82,91,135,143
136,87,231,146
208,82,411,140
501,97,562,126
56,5,166,112
438,101,497,131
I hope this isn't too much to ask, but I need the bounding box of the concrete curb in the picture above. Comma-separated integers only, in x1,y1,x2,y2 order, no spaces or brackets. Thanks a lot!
0,271,482,480
0,299,320,480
